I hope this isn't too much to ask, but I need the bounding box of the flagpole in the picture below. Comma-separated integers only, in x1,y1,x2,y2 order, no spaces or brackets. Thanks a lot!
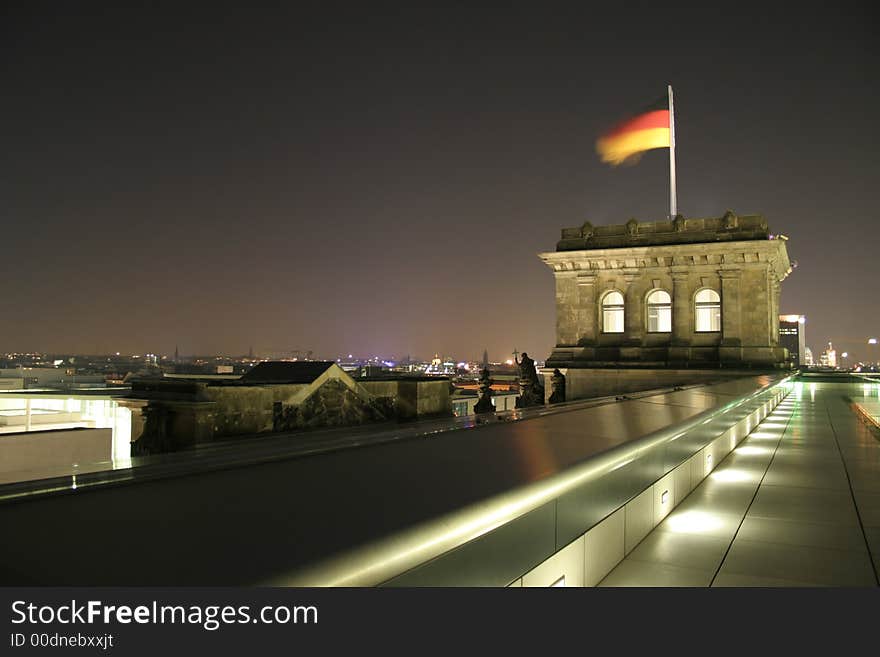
668,84,677,218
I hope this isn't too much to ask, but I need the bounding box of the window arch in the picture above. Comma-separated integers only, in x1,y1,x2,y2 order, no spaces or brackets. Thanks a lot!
601,291,624,333
695,289,721,332
646,290,672,333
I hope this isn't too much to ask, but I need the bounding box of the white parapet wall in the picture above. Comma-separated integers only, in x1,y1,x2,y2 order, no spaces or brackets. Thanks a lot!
513,384,788,586
0,428,113,485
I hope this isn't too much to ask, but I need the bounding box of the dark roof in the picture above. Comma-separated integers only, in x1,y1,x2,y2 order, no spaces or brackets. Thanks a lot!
241,361,335,384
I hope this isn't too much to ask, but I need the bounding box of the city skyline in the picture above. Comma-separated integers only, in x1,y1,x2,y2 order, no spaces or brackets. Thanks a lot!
2,4,878,361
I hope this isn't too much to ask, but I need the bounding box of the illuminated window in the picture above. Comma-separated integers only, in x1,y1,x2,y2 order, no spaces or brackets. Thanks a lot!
646,290,671,333
695,289,721,332
601,291,624,333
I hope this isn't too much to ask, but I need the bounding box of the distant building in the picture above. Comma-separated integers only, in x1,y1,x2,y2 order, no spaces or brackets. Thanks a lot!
804,347,814,366
778,314,806,368
425,355,456,376
0,367,105,390
359,364,389,378
819,342,837,368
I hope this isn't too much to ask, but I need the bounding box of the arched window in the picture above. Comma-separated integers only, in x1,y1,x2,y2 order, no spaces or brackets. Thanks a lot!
646,290,672,333
695,289,721,332
602,291,624,333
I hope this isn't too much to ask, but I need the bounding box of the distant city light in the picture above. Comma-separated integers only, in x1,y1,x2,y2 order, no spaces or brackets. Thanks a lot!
505,359,513,365
869,338,878,345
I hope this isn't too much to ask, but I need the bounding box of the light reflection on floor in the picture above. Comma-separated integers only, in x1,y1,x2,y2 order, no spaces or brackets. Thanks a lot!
600,382,880,587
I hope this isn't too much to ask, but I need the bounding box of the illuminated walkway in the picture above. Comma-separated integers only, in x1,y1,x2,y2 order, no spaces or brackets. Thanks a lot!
600,381,880,586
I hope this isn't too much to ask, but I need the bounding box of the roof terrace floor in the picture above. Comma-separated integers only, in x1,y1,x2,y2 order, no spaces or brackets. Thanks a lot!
600,380,880,586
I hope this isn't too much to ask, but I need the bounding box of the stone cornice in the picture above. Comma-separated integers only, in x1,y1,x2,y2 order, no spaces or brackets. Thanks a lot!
538,238,791,281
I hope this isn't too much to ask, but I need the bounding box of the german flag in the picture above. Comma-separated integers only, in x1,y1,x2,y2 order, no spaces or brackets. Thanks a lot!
596,96,671,165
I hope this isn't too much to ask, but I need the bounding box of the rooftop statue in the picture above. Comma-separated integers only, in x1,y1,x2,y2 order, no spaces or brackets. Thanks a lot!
515,352,544,408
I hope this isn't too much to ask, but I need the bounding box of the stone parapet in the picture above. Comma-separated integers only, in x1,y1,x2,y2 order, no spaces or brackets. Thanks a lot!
539,366,780,403
557,211,769,251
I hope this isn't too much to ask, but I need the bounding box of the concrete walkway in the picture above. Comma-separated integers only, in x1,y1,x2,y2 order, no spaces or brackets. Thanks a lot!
599,380,880,586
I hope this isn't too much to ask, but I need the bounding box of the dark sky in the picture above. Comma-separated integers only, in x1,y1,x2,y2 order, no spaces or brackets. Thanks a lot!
2,3,878,361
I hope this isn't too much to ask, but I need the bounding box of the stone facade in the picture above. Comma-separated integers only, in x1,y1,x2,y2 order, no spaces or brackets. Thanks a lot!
276,379,386,430
125,367,453,454
359,377,453,419
539,212,793,369
125,366,387,454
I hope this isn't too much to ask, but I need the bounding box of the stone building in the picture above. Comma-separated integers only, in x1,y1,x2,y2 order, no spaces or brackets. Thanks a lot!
538,212,793,400
124,362,452,454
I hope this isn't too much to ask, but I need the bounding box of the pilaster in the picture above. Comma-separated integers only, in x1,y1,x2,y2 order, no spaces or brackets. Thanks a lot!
576,272,598,346
670,268,690,346
554,272,579,346
719,267,742,347
622,270,642,345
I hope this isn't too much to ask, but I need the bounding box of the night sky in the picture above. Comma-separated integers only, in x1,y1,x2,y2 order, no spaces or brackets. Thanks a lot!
3,3,878,362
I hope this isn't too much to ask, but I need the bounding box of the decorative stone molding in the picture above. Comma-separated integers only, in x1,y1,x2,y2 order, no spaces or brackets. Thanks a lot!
540,242,790,283
625,218,639,238
576,273,598,286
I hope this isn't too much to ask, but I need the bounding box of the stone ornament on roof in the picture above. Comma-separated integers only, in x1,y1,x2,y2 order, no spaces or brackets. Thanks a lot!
515,352,544,408
673,214,686,232
549,368,566,404
473,367,495,414
625,218,639,238
580,220,594,240
722,210,738,230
